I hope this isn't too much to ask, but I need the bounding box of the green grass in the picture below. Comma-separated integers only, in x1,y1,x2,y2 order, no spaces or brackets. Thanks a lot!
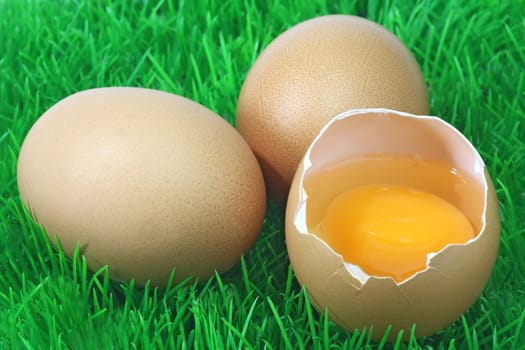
1,0,524,348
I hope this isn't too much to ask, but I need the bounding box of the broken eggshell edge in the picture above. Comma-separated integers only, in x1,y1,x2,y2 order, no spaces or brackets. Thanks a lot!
285,108,500,341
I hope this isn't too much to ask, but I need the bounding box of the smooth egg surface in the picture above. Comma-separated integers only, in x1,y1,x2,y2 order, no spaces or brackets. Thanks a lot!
17,87,267,287
237,15,429,202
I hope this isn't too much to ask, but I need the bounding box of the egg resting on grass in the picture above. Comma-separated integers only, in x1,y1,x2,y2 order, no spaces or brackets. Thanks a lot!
285,108,500,341
237,15,429,203
17,87,267,287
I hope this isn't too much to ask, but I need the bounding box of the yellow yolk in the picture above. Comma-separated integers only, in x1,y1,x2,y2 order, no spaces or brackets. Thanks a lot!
322,184,475,282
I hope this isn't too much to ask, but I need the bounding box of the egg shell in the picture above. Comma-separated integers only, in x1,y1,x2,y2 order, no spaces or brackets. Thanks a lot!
17,87,266,287
237,15,429,202
285,109,500,341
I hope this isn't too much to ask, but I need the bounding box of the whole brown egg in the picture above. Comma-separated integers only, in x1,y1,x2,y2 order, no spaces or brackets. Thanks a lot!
17,87,266,287
236,15,429,202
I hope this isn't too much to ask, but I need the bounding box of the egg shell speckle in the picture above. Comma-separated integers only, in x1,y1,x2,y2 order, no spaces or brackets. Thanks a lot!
17,87,266,287
237,15,429,202
285,109,500,341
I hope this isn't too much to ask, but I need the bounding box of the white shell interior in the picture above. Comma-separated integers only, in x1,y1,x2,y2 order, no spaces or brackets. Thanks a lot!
294,108,489,284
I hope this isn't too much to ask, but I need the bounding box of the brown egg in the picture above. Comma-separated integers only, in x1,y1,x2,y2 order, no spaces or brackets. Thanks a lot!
285,108,500,341
17,87,266,287
237,15,429,202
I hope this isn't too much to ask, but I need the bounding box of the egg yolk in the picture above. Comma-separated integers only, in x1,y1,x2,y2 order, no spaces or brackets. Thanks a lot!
322,184,475,282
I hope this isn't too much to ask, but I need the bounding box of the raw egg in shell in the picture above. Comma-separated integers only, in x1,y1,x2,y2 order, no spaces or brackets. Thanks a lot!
285,108,500,341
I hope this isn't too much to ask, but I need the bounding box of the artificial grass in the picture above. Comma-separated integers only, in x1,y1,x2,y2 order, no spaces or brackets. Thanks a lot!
0,0,524,348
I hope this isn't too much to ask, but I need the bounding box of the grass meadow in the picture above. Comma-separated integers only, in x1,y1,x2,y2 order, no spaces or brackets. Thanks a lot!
0,0,524,349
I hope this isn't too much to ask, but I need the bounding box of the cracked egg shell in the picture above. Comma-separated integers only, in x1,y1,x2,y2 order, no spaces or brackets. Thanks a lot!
17,87,266,287
237,15,429,203
285,108,500,341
